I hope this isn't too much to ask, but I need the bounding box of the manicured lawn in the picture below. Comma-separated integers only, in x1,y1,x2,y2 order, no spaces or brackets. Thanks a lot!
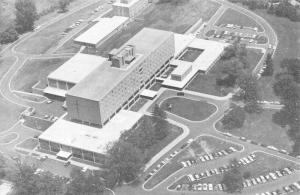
179,48,204,62
11,57,69,92
169,152,300,188
160,97,217,121
84,0,220,56
216,8,264,32
144,136,242,189
15,1,103,54
257,35,268,44
0,133,17,144
150,82,162,91
16,138,38,150
216,110,293,152
130,98,148,112
186,49,263,96
254,10,300,101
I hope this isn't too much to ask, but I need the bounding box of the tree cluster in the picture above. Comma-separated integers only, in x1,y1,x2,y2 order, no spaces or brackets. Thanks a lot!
14,0,38,34
65,169,105,195
0,154,6,180
217,41,249,88
228,0,300,22
272,58,300,156
11,162,65,195
221,158,244,193
221,104,246,130
104,105,169,186
236,74,262,113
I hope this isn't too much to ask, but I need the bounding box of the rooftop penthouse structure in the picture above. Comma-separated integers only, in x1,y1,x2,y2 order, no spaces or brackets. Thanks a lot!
113,0,149,18
66,28,175,127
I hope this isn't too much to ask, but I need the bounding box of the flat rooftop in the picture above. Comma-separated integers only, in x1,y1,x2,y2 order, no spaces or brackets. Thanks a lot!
188,38,228,71
74,16,129,45
113,0,142,7
163,35,228,88
67,28,174,101
39,110,143,154
47,53,107,84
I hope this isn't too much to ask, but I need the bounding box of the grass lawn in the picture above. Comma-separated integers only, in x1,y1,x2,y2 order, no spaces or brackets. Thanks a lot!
84,0,220,57
170,152,300,188
257,35,268,44
11,57,69,92
14,91,47,103
215,8,264,32
0,57,24,132
15,1,103,54
144,136,242,189
0,133,17,144
130,98,148,112
186,49,263,96
16,138,38,150
23,116,53,131
253,10,300,101
216,110,293,152
160,97,217,121
150,82,162,91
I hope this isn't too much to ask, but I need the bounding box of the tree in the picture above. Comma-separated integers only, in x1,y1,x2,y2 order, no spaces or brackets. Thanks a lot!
120,117,156,152
262,53,274,76
152,104,167,119
15,0,37,34
11,161,65,195
0,25,19,44
152,104,169,140
0,154,6,179
66,169,105,195
236,74,261,113
222,105,246,130
105,140,145,185
59,0,70,13
221,158,244,193
280,58,300,83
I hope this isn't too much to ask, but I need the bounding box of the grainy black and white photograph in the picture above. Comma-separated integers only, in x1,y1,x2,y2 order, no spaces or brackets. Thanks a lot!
0,0,299,194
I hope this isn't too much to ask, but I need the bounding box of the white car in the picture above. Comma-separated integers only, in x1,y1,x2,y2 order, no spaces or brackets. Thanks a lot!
208,183,213,191
187,174,196,182
82,167,88,172
202,183,208,191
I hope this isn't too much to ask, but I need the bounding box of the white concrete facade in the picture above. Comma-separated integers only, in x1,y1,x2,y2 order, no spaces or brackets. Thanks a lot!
113,0,149,18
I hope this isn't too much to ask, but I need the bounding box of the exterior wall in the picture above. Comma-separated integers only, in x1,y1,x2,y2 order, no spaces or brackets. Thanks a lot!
39,139,106,164
171,65,192,81
99,34,175,124
47,78,75,90
66,95,102,126
113,0,148,18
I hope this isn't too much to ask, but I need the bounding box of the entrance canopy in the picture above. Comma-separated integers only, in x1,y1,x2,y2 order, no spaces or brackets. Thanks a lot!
56,151,72,160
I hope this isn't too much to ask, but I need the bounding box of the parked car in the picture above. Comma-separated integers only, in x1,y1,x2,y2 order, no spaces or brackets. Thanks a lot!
64,161,71,167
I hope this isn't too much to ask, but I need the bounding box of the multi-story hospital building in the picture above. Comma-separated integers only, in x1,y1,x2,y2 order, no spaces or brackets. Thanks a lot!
66,28,175,127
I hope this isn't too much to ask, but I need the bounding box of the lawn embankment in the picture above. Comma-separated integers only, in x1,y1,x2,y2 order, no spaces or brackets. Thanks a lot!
215,8,264,32
216,110,292,152
253,10,300,101
11,57,69,92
